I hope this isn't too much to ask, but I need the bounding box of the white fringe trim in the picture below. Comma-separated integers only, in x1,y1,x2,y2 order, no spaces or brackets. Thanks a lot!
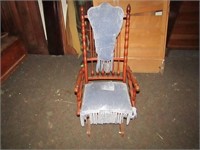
80,107,137,126
96,59,113,73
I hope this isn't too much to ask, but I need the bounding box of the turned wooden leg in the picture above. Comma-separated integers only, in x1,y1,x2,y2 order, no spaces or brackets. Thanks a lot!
76,101,81,116
86,117,91,137
119,123,125,137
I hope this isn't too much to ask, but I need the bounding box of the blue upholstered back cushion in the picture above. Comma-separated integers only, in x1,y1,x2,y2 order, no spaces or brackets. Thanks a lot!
87,3,124,61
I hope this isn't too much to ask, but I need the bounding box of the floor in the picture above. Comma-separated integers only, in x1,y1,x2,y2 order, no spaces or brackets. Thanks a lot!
1,50,199,149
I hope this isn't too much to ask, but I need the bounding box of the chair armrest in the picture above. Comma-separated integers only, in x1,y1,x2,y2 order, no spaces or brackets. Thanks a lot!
126,66,140,92
74,67,85,94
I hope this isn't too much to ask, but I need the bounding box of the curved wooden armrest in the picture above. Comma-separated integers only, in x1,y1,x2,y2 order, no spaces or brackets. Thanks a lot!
74,67,85,94
126,66,140,92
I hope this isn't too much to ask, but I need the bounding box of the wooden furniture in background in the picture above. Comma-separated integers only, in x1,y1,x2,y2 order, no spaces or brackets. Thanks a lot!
1,1,48,54
1,36,27,83
93,0,170,73
1,1,77,55
167,1,199,50
74,3,139,136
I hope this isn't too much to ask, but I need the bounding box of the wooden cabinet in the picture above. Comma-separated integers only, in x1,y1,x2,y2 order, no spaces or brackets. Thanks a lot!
1,36,27,83
93,0,170,73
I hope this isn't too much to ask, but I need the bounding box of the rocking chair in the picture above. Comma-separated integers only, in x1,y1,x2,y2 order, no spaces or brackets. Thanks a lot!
74,2,140,136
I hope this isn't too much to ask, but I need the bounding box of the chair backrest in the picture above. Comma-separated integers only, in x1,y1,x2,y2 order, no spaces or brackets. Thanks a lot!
81,3,131,83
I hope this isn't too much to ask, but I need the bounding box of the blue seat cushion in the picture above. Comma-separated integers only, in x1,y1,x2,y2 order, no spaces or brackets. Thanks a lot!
80,81,137,126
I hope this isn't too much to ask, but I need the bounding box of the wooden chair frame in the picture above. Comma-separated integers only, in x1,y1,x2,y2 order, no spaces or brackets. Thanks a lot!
74,4,139,136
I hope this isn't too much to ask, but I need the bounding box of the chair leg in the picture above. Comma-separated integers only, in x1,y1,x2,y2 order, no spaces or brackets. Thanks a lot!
86,117,91,137
119,123,125,137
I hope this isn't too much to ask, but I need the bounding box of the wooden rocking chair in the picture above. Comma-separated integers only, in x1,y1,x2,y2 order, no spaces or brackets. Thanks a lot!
74,3,140,136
